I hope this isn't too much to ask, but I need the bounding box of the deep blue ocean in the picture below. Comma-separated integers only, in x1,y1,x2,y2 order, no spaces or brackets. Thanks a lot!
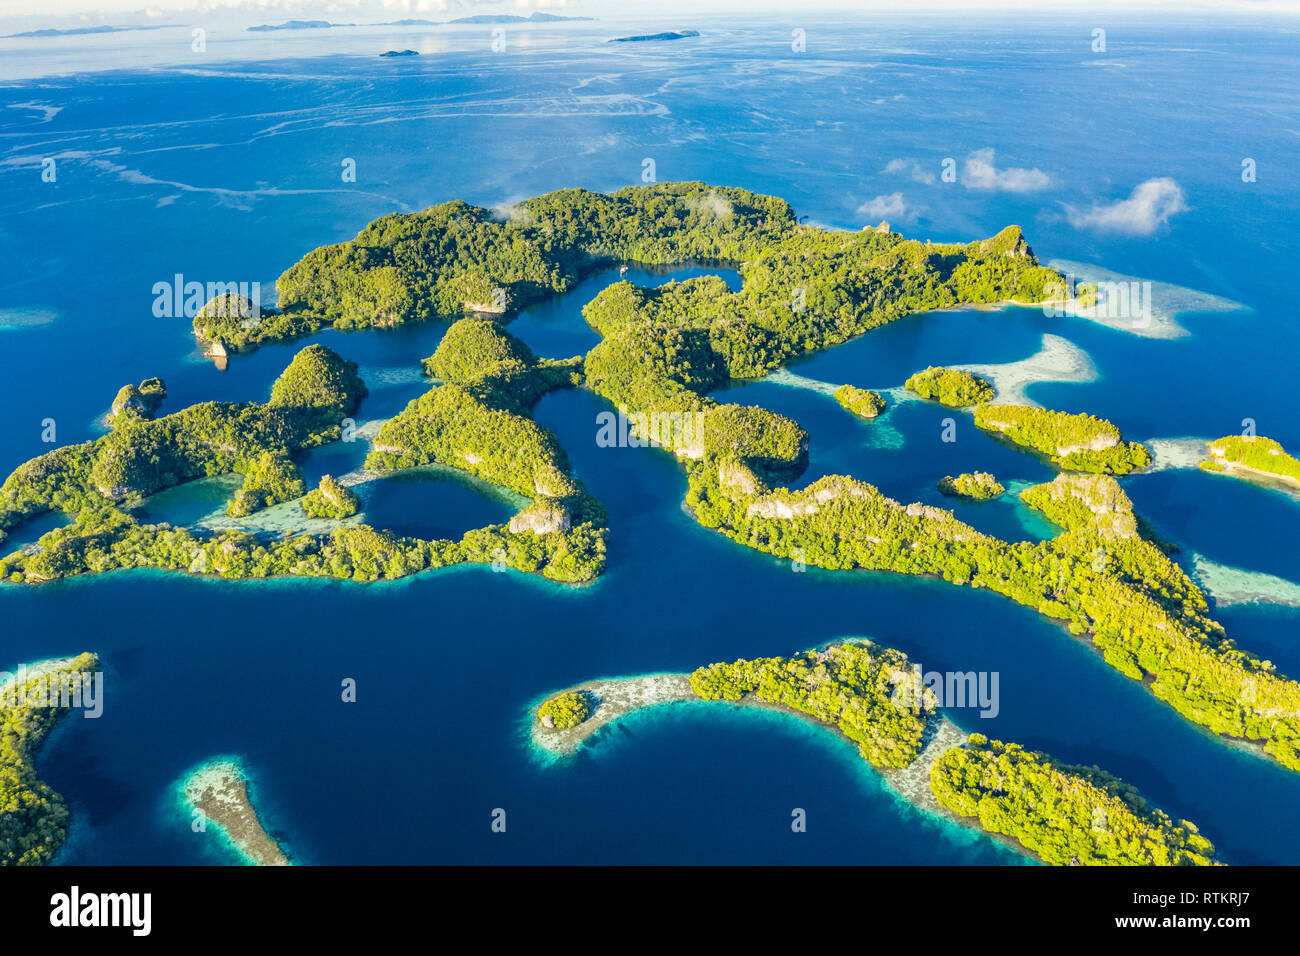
1,12,1299,864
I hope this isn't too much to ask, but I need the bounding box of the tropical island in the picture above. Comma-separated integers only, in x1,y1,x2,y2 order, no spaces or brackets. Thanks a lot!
609,30,701,43
301,475,360,519
973,404,1152,474
186,182,1061,359
0,653,100,865
532,641,1216,865
1202,435,1300,490
0,334,607,585
937,471,1004,500
1,180,1287,778
834,384,886,419
181,759,290,866
904,366,995,407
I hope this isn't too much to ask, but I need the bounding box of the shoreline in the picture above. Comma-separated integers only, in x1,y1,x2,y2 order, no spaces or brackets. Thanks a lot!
530,671,1038,864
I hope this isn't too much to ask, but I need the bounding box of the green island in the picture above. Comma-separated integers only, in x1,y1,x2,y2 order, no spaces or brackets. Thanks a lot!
190,181,1061,358
904,366,995,407
932,734,1215,866
1,181,1287,778
109,377,166,422
181,758,290,866
301,475,360,519
683,448,1300,770
0,333,607,585
1,182,1057,588
973,404,1153,474
1201,435,1300,490
937,471,1005,500
532,641,1216,865
0,653,100,865
834,384,887,419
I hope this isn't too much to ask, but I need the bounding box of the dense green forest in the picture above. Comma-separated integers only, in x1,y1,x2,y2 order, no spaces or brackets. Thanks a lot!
673,641,1213,864
937,471,1005,499
932,734,1216,865
198,181,1061,360
904,367,995,406
834,384,886,419
536,692,592,730
973,404,1152,474
1203,435,1300,484
364,315,608,581
0,654,100,865
0,336,606,586
690,643,930,769
684,458,1300,770
0,345,366,545
301,475,360,519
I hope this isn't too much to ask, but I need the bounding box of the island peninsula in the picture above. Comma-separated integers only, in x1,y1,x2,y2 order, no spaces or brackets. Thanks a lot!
0,653,101,865
532,640,1217,866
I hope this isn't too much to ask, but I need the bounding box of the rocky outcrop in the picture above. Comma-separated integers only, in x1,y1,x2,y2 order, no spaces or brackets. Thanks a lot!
745,476,875,519
718,459,761,497
508,498,571,535
1056,433,1120,456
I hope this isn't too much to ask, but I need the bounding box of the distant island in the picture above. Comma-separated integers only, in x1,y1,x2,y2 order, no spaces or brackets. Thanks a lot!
4,25,164,38
532,641,1217,866
248,20,337,32
609,30,700,43
379,50,419,58
249,13,594,31
182,759,290,865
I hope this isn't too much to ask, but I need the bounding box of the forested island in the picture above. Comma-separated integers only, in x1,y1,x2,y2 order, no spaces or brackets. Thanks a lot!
1202,435,1300,489
0,180,1282,783
0,333,607,585
973,404,1152,474
0,654,100,865
937,471,1004,500
301,476,360,519
532,641,1216,865
683,446,1300,770
905,367,995,407
834,384,886,419
189,182,1060,358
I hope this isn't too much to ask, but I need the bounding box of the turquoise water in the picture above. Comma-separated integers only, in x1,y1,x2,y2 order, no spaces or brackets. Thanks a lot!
2,13,1299,864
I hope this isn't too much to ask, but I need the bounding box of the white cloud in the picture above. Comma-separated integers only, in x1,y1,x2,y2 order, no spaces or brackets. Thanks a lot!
882,158,935,185
1065,177,1188,235
858,192,909,222
963,147,1050,192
